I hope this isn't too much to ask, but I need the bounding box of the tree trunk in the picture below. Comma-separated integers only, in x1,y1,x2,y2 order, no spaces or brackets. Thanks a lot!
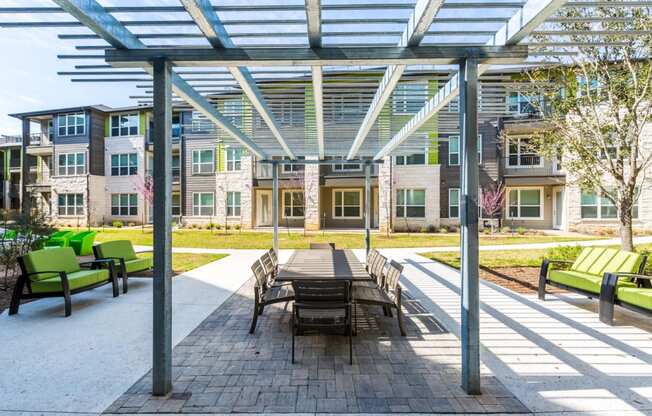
619,207,634,252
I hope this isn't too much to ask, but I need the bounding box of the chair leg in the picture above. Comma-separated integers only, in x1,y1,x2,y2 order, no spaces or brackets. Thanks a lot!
258,305,265,316
291,311,296,364
249,302,260,334
8,277,25,315
63,291,72,317
386,306,393,318
348,308,353,365
396,303,406,337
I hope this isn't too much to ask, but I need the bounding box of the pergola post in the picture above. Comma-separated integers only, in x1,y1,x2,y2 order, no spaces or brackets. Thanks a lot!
152,58,173,396
21,118,30,214
364,161,371,256
272,161,279,257
459,57,480,395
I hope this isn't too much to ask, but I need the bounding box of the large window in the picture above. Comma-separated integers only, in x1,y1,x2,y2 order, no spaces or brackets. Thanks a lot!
392,83,427,114
448,135,482,166
58,152,86,176
396,189,425,218
58,193,83,216
581,189,639,219
224,99,242,127
449,188,460,218
333,190,361,218
508,92,543,115
395,153,426,166
332,161,362,171
111,153,137,176
283,156,305,173
226,191,241,217
172,154,180,180
172,193,181,216
110,113,139,137
507,188,543,219
192,192,214,216
57,113,85,136
192,149,214,174
278,101,304,127
111,193,138,216
283,190,304,218
226,148,242,171
508,137,542,167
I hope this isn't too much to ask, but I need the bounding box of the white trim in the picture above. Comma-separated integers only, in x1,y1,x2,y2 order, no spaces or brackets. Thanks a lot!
396,188,426,219
111,193,138,217
281,189,305,219
332,162,362,172
448,188,460,219
191,149,214,175
57,112,85,137
192,192,215,216
109,112,140,137
57,151,86,176
505,136,544,168
226,191,241,218
332,188,363,219
448,134,482,166
506,186,544,220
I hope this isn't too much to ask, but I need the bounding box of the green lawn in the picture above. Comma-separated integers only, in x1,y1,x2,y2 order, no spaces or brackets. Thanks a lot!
138,252,228,273
78,227,604,249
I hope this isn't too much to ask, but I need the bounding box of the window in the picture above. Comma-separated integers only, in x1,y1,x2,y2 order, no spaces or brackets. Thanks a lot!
192,192,214,216
172,154,180,180
110,113,139,137
172,193,181,216
449,188,460,218
283,190,304,218
392,83,427,114
58,193,83,216
278,101,304,127
333,190,361,218
192,149,214,174
332,161,362,171
448,135,482,165
507,188,543,219
57,152,85,176
57,113,85,136
507,137,542,167
172,112,181,138
328,94,364,122
396,189,425,218
191,111,205,132
226,148,242,171
577,76,600,97
508,92,543,115
283,156,305,173
111,153,137,176
111,193,138,216
396,153,426,166
581,189,639,219
224,99,242,127
226,192,241,217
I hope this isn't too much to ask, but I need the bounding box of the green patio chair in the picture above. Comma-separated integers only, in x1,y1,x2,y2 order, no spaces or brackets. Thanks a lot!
44,230,75,247
9,247,118,317
1,229,17,240
93,240,153,294
69,230,97,256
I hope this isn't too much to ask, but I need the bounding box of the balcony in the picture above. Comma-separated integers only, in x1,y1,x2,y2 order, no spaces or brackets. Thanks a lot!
25,172,51,191
503,155,565,185
0,135,22,147
26,133,53,155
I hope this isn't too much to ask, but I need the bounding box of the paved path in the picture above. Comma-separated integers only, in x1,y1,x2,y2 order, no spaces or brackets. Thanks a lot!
376,248,652,415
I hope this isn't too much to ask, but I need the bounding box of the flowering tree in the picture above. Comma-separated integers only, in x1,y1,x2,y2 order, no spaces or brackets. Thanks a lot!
481,183,505,231
131,175,153,227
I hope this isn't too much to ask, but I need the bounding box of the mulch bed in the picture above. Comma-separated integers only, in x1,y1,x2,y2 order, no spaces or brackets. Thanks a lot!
479,266,566,295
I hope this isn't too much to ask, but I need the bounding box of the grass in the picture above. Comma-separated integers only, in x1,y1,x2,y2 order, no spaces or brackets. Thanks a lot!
80,227,604,250
138,252,228,273
423,243,652,271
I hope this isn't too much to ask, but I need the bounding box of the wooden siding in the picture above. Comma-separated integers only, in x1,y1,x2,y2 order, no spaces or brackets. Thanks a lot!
88,110,105,176
184,137,217,215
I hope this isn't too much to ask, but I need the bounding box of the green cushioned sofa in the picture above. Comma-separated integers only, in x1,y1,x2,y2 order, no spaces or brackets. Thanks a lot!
69,230,97,256
45,230,75,248
93,240,153,294
9,247,118,317
538,247,650,325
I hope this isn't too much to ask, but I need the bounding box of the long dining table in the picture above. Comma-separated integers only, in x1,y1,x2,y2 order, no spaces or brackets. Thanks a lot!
275,249,370,282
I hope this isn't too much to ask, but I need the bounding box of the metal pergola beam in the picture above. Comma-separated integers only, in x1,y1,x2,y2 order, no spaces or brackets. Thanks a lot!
52,0,267,160
305,0,324,159
181,0,296,159
346,0,443,160
104,46,529,68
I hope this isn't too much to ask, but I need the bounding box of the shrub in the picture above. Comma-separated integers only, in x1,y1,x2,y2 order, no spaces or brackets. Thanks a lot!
127,222,135,227
208,223,215,230
439,227,448,234
482,227,492,235
426,225,436,233
216,224,222,230
419,227,428,233
235,224,241,230
516,226,527,235
448,226,459,233
191,223,198,229
500,226,512,234
226,225,231,230
112,220,123,228
545,245,582,262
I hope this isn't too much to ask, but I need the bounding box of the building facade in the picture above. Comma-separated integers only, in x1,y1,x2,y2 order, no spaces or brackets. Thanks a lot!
8,72,652,233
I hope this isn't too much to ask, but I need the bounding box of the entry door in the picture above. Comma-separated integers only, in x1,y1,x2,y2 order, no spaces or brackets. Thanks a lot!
553,188,564,229
257,190,272,227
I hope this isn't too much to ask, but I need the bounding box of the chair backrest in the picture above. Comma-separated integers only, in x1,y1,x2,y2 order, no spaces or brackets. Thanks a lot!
96,240,137,261
70,230,95,242
570,247,645,276
385,260,404,292
366,249,378,269
251,259,268,292
261,252,275,278
292,280,350,304
268,248,278,267
370,253,387,284
20,247,80,281
310,243,335,250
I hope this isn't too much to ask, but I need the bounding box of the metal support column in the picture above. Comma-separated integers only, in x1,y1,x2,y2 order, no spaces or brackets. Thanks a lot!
459,57,480,395
21,118,30,214
364,162,371,256
272,161,279,257
152,58,173,396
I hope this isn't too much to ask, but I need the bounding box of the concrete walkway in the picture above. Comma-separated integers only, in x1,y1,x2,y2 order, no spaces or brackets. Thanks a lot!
0,250,284,415
378,249,652,415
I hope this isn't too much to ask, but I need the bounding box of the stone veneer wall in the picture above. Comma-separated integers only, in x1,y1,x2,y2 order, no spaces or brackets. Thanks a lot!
50,175,88,226
391,163,440,231
304,155,320,231
378,156,392,233
103,135,147,224
215,154,253,228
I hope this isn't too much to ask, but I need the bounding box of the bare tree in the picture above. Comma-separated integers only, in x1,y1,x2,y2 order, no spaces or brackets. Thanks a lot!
521,6,651,250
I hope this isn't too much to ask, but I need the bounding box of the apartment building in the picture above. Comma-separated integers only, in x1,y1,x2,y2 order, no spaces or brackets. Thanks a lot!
8,70,652,233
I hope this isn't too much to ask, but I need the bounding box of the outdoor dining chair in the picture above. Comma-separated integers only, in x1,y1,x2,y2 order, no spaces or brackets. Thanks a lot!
309,243,336,249
291,280,353,364
249,259,294,334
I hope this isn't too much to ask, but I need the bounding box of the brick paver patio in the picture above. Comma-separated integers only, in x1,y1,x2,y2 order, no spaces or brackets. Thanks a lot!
106,277,528,414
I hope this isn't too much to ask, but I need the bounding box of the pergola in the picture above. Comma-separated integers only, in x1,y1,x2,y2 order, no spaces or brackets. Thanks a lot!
2,0,647,398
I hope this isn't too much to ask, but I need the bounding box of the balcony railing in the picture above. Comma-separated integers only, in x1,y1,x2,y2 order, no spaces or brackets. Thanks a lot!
504,156,562,176
0,135,22,146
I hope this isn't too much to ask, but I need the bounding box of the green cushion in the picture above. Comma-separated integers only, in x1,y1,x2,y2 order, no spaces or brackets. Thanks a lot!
586,248,618,275
2,229,17,240
549,270,637,295
97,240,137,261
22,247,80,281
603,250,644,274
30,269,109,293
571,247,606,273
616,287,652,311
124,257,153,273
